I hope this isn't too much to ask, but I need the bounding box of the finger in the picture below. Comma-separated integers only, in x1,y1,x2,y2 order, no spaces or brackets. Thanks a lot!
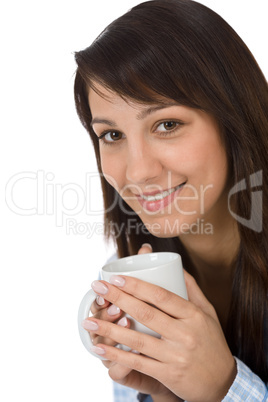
92,333,117,347
95,276,192,320
91,306,123,345
137,243,153,254
109,364,166,396
106,272,214,321
90,300,126,345
91,341,163,382
102,359,114,369
108,362,133,382
90,296,110,314
183,270,216,317
90,297,125,345
83,318,170,362
91,279,180,336
91,303,123,322
92,316,130,346
102,359,127,370
102,350,140,371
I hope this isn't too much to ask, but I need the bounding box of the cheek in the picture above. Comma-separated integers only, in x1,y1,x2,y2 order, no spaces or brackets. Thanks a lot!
183,133,227,174
100,154,125,190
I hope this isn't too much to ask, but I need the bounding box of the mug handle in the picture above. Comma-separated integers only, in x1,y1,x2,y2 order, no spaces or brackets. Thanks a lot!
77,289,107,360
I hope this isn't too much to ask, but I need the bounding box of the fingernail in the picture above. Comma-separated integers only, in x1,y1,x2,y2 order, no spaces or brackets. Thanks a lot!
91,280,108,295
142,243,152,250
96,296,105,306
82,320,99,331
90,346,106,355
117,317,128,327
131,349,140,354
107,304,121,316
109,275,125,287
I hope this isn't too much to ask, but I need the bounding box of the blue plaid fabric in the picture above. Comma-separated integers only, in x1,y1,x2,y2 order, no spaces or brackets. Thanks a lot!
113,357,268,401
222,358,268,402
113,382,138,402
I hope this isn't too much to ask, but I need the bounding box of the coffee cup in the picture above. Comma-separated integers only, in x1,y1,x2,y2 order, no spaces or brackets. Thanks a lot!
78,252,188,358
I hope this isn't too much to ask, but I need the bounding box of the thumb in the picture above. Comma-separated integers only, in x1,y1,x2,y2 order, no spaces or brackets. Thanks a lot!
137,243,153,254
183,269,216,317
108,363,133,383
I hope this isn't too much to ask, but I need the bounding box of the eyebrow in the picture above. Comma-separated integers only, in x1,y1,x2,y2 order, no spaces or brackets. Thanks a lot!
91,102,179,127
136,103,179,120
91,118,116,127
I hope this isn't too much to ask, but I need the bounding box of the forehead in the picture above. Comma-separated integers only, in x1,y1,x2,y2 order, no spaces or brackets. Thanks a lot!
88,82,179,119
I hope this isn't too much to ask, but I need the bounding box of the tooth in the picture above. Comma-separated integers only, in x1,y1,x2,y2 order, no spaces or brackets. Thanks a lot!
141,183,184,201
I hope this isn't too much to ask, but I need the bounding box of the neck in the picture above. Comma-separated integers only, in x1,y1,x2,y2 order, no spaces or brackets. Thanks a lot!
179,214,240,332
181,222,239,282
179,197,240,281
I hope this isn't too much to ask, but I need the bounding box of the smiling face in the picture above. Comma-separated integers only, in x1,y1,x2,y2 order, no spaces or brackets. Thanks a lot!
89,84,230,238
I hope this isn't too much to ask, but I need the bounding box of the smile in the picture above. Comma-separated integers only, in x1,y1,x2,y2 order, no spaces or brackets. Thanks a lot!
140,183,185,201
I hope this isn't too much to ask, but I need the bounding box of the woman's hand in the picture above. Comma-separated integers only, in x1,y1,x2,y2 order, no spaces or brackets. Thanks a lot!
88,290,126,370
90,294,126,348
87,243,182,401
83,268,237,402
87,244,152,372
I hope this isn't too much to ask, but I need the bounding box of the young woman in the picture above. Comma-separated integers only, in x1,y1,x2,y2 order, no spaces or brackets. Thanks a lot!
74,0,268,400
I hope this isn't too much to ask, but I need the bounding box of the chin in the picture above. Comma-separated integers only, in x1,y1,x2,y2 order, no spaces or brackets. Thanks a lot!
142,218,181,238
142,216,213,238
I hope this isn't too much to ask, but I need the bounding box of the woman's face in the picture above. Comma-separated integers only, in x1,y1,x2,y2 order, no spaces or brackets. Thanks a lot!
88,84,229,238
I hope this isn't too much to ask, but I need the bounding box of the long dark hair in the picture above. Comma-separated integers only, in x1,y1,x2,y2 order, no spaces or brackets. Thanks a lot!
74,0,268,382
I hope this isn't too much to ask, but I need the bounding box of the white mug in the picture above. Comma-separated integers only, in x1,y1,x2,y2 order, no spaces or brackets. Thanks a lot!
78,252,188,358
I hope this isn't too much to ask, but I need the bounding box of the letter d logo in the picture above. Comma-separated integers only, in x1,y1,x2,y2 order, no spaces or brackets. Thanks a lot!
228,171,262,233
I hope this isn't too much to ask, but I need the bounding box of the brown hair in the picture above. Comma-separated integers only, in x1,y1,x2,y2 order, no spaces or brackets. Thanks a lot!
74,0,268,382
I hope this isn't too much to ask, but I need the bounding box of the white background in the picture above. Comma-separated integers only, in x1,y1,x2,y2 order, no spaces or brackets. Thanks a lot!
1,1,267,401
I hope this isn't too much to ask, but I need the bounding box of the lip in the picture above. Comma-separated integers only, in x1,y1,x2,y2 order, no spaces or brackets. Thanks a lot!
135,182,186,212
134,182,186,197
139,188,171,197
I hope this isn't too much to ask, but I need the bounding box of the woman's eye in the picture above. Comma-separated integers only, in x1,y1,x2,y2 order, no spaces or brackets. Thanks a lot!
157,121,179,132
99,131,124,143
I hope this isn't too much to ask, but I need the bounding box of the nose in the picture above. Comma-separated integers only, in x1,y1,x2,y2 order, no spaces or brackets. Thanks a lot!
125,138,163,184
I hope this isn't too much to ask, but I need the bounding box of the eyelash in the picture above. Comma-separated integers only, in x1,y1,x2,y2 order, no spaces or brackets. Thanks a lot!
97,120,183,146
